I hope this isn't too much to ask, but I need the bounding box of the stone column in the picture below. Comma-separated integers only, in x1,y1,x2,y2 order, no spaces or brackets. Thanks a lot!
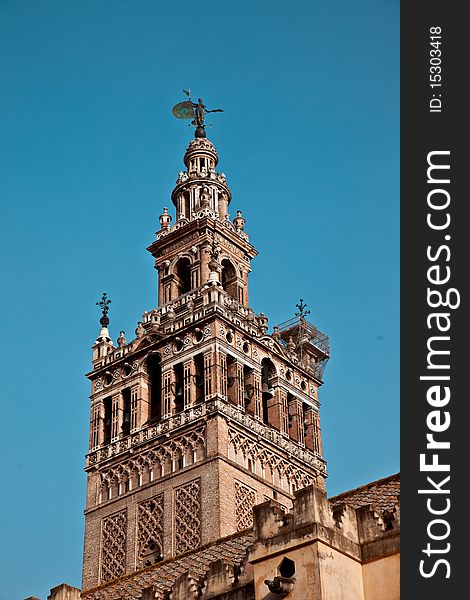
111,392,122,442
191,262,200,289
236,363,244,407
130,385,139,432
183,358,196,408
162,369,173,418
201,243,212,285
139,374,151,425
90,403,101,450
219,352,227,399
253,372,262,420
203,351,213,399
266,386,285,432
288,397,304,445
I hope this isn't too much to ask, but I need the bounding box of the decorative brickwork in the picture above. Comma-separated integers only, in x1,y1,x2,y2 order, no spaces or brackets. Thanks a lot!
175,479,201,554
100,510,127,583
228,427,315,492
98,428,205,505
137,494,164,568
235,481,256,530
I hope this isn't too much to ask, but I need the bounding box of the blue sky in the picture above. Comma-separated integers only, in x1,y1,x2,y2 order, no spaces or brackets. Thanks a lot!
0,1,398,598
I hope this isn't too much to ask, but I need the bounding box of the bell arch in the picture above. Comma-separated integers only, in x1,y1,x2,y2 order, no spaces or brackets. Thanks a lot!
147,351,162,422
261,358,277,426
174,256,192,296
221,258,238,299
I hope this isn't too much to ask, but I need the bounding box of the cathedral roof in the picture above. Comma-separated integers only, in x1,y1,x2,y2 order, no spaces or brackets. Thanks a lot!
328,472,400,512
82,531,254,600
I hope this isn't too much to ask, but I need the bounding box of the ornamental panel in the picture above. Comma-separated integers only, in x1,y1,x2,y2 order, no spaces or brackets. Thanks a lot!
235,481,256,530
174,479,201,555
100,510,127,583
137,494,164,568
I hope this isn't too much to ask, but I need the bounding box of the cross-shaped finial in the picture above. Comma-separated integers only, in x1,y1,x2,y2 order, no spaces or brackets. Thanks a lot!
295,299,310,319
96,292,111,327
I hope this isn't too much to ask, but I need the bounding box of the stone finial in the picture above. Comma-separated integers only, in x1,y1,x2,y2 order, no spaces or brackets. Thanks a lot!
135,321,145,337
96,292,111,328
159,207,172,230
95,292,112,343
233,210,245,231
272,325,281,341
258,312,268,334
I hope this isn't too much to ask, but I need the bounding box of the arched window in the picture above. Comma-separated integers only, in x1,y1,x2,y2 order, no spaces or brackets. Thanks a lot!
174,257,192,296
103,396,112,445
173,363,184,413
147,353,162,422
221,259,238,299
261,358,276,425
121,388,131,437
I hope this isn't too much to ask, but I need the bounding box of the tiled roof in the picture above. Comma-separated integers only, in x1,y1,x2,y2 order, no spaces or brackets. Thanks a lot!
82,531,254,600
328,472,400,511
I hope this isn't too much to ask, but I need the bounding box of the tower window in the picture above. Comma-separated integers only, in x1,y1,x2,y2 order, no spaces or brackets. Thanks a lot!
194,353,205,403
147,353,162,421
173,363,184,413
174,257,192,296
261,358,276,425
122,388,131,437
221,259,238,299
103,396,112,445
243,365,255,415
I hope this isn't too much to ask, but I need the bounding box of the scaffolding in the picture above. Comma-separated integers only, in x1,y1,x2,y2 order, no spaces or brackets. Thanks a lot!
273,316,330,380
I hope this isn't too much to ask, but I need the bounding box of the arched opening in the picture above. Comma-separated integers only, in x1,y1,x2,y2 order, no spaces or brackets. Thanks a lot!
173,363,184,413
243,365,256,416
121,388,131,437
103,396,112,445
141,539,163,568
261,358,276,425
221,259,238,299
147,353,162,422
226,355,239,405
174,257,192,296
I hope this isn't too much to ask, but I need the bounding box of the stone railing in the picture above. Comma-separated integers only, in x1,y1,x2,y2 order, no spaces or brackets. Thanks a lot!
86,397,325,473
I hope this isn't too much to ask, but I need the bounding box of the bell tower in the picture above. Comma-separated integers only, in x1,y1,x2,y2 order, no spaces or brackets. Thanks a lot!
81,115,330,594
149,135,253,308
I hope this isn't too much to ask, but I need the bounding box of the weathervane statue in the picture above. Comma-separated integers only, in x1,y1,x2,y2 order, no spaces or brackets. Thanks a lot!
172,90,223,138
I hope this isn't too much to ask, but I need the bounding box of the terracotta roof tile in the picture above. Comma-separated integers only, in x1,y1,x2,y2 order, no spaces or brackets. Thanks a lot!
329,473,400,511
82,531,254,600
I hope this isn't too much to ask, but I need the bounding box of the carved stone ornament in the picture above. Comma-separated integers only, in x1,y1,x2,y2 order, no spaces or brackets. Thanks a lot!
264,576,296,596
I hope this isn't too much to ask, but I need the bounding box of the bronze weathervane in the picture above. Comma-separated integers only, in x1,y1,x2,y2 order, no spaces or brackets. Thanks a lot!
172,90,223,138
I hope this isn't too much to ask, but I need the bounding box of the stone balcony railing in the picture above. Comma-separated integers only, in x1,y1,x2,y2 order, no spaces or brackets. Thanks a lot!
91,285,264,372
86,397,326,473
143,285,262,333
